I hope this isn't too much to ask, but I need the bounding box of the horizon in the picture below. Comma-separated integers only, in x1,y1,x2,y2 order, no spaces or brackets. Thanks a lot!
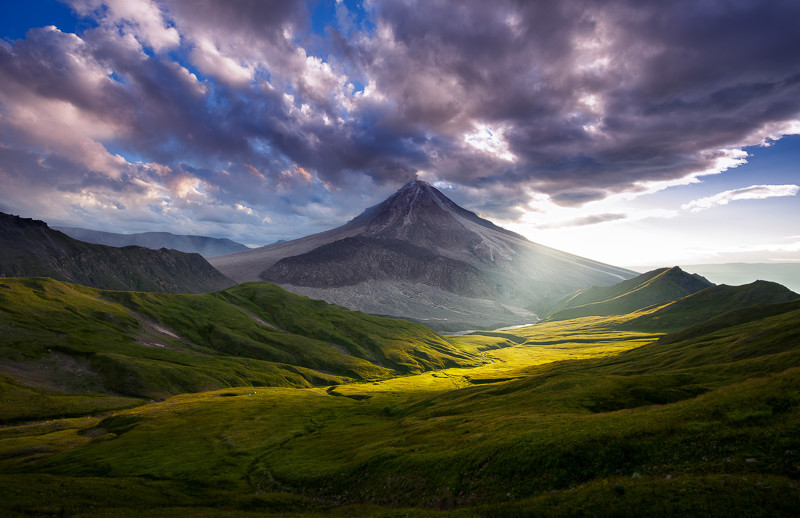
1,1,798,268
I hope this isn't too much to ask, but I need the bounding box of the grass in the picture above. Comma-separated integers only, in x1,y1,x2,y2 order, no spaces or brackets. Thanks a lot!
0,377,142,422
3,365,797,514
0,278,479,421
1,278,799,515
544,267,712,321
622,280,799,332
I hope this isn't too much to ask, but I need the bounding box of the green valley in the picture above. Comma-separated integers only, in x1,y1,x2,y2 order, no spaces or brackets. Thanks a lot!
1,273,799,516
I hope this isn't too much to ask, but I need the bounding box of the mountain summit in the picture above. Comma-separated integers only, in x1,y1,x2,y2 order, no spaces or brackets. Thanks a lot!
211,180,636,330
348,180,524,249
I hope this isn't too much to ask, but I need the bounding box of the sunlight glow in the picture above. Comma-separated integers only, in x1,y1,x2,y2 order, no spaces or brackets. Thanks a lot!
463,123,516,162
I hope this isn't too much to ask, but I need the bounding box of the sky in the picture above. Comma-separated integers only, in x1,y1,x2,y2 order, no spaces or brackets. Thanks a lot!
0,0,798,268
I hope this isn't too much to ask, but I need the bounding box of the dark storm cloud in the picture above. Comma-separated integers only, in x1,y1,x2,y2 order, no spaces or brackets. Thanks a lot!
1,0,799,239
358,0,800,204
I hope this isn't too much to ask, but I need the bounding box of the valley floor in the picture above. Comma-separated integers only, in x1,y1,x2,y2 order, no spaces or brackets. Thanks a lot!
2,307,799,517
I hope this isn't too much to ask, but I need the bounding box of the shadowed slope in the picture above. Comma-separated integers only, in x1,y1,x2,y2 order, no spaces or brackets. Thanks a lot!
624,280,800,332
0,212,234,293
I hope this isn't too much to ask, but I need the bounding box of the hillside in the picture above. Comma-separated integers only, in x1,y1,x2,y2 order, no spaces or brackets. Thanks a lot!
1,289,799,515
53,226,251,257
0,212,234,293
624,280,800,332
212,181,635,330
544,266,713,321
0,277,478,422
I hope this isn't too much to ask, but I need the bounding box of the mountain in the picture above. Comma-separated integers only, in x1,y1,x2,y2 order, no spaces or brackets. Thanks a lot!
679,263,800,294
53,226,250,257
624,279,800,332
0,277,479,422
544,266,714,321
211,180,636,330
0,212,234,293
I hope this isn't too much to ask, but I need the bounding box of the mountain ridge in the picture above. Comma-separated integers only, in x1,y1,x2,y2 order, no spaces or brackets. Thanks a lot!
53,226,251,257
0,212,234,293
624,279,800,333
544,266,714,321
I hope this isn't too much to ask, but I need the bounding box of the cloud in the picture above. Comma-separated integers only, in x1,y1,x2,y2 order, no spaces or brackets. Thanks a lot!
356,0,800,198
1,0,800,241
71,0,180,51
685,238,800,264
682,184,800,212
538,213,628,229
190,36,255,86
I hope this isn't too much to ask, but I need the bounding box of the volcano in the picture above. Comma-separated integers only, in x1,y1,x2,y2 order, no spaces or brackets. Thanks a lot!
210,180,636,330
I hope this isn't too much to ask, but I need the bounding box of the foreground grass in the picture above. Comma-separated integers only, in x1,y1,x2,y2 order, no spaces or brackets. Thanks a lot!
2,298,799,516
2,366,798,515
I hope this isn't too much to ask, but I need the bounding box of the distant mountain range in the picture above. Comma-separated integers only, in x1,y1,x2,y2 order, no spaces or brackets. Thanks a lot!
0,212,233,293
53,226,250,257
678,263,800,294
211,180,637,331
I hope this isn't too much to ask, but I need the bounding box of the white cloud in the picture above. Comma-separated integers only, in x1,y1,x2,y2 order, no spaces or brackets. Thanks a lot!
682,184,800,212
235,203,254,215
627,148,749,200
191,36,255,86
463,123,516,162
0,91,129,178
70,0,180,51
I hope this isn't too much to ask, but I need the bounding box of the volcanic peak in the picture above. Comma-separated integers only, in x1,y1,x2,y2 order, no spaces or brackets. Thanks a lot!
209,180,638,330
346,179,524,253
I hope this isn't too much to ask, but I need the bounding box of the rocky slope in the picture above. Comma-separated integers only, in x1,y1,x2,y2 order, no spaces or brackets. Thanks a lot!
211,180,636,330
0,212,234,293
53,226,250,257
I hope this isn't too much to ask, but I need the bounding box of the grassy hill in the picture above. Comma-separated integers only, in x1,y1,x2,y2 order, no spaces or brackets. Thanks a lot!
0,277,479,422
681,262,800,293
623,280,799,332
545,267,712,321
1,285,799,515
0,212,234,293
